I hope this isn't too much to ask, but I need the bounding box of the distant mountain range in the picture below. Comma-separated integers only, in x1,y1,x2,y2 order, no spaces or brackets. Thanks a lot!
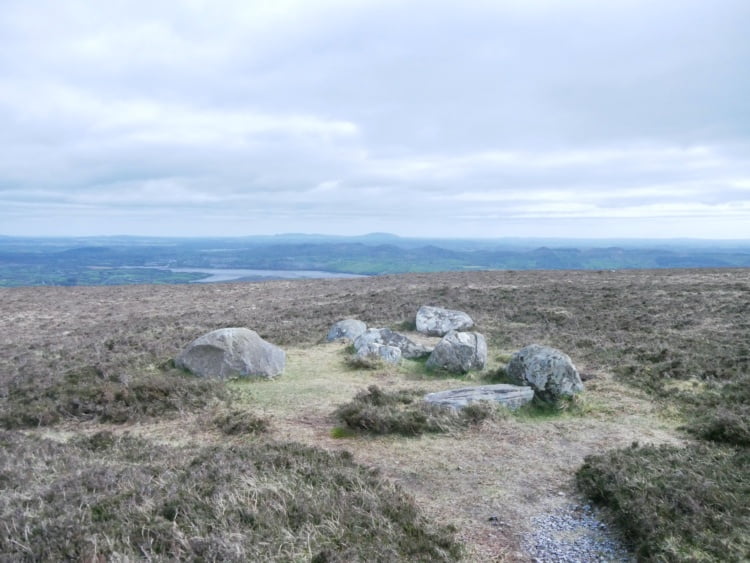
1,234,749,287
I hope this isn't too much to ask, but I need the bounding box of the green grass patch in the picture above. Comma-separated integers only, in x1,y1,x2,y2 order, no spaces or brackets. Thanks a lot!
402,356,478,381
0,430,462,562
576,442,750,561
330,426,358,439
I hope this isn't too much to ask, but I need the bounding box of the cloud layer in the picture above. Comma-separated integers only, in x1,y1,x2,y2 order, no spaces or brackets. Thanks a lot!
1,0,749,238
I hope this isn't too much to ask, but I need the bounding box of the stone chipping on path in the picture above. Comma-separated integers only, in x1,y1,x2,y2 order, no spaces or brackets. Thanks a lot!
521,503,634,562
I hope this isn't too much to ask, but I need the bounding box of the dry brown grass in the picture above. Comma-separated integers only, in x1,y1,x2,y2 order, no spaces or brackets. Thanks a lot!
1,268,748,560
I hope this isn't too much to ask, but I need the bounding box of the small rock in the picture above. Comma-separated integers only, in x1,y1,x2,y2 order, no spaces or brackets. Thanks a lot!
176,327,285,379
426,330,487,373
506,344,584,403
326,319,367,342
353,328,432,359
416,305,474,336
355,342,402,364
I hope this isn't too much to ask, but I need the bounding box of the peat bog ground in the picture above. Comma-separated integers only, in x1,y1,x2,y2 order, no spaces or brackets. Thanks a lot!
1,269,749,561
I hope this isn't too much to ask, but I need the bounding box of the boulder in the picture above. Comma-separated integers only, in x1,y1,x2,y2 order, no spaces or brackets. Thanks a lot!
354,328,432,359
425,330,487,373
327,319,367,342
506,344,583,403
353,328,383,350
176,327,285,379
416,305,474,336
355,342,402,364
424,384,534,410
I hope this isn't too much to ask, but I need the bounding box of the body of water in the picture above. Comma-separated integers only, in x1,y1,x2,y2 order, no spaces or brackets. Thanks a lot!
166,268,367,283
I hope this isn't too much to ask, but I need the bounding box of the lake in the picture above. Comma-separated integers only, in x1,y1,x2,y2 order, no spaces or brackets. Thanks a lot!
167,268,367,283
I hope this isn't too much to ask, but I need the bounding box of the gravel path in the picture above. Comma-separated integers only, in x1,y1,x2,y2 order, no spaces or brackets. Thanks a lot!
522,503,635,562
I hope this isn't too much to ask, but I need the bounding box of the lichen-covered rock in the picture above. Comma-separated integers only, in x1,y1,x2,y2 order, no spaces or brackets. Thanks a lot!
416,305,474,336
176,327,285,379
353,328,432,359
506,344,583,403
424,384,534,410
425,330,487,373
355,342,402,364
327,319,367,342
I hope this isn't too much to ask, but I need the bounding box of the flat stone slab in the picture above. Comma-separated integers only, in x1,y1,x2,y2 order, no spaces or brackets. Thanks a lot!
424,384,534,410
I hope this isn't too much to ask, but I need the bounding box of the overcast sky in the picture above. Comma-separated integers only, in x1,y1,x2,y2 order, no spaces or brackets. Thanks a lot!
1,0,749,239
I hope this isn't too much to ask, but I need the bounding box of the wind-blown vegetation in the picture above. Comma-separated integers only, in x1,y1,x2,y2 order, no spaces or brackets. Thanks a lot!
0,431,461,562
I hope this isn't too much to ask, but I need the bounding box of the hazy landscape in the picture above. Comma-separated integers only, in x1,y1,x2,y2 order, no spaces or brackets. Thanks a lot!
3,235,750,286
2,268,748,560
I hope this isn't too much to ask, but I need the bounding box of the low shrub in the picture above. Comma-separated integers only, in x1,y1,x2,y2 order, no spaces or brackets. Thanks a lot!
0,431,462,562
333,385,497,436
689,407,750,446
459,400,498,425
513,394,589,419
0,367,229,428
484,364,510,383
392,318,417,332
683,375,750,446
212,408,269,435
576,442,750,561
344,353,387,370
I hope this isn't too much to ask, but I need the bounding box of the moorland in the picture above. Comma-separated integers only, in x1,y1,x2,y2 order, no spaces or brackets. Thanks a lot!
1,268,749,561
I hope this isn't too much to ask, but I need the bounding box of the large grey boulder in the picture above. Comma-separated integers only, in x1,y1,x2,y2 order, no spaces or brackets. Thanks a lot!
416,305,474,336
327,319,367,342
506,344,583,403
425,331,487,373
176,327,285,379
353,328,432,359
424,384,534,410
355,342,402,364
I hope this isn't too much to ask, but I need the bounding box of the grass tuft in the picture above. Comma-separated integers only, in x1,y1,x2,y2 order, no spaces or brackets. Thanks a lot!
212,408,270,435
509,394,589,420
344,354,387,370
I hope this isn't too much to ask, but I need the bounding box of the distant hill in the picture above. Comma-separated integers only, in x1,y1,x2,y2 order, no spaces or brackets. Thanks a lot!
1,235,749,286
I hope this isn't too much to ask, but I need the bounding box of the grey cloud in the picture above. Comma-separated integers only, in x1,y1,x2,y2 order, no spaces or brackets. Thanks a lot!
0,0,749,238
